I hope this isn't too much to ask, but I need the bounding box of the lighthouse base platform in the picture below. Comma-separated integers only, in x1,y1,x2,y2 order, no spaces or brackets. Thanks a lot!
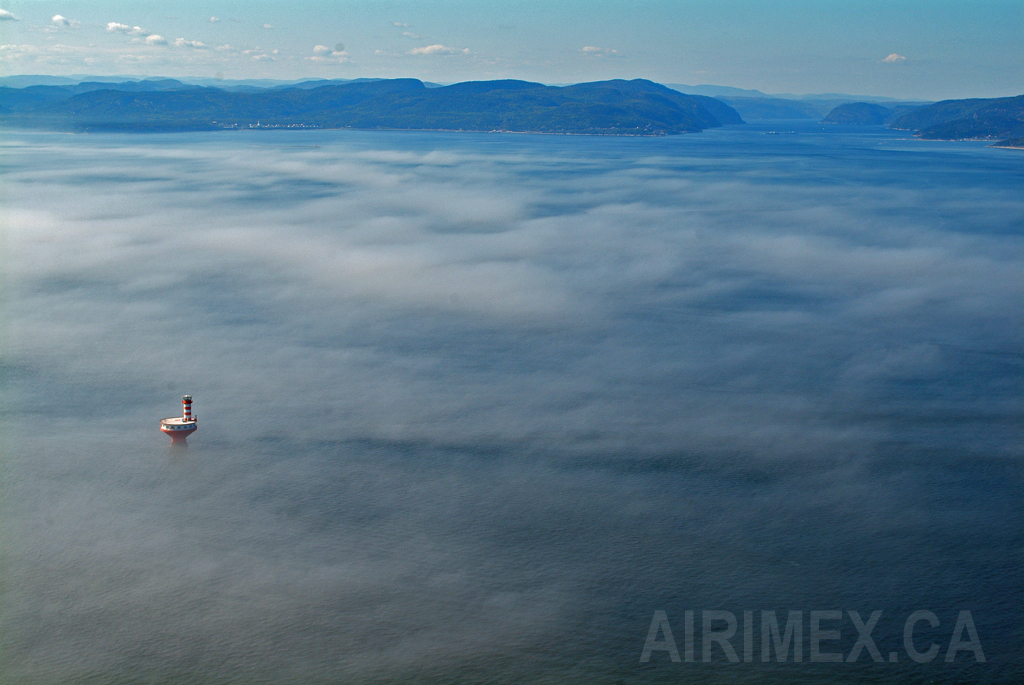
161,417,197,445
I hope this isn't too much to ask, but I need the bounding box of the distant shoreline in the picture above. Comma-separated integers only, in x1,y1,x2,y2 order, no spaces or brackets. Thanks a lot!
0,124,692,137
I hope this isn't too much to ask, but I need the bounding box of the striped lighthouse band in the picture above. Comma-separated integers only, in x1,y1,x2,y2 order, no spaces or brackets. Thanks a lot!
183,395,193,420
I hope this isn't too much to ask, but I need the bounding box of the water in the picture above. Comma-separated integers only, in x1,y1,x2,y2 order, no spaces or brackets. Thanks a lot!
1,122,1021,683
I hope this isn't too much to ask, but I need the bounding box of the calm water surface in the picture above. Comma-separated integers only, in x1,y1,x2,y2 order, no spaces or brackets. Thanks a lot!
1,122,1021,683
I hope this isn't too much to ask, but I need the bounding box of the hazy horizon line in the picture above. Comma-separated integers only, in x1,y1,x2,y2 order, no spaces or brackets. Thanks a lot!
5,72,1016,102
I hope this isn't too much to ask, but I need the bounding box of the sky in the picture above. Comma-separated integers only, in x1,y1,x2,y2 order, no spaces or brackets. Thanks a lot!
0,0,1022,99
1,125,1022,681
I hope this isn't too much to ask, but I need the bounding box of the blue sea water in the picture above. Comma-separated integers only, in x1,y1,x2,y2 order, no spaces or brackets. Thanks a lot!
0,121,1021,684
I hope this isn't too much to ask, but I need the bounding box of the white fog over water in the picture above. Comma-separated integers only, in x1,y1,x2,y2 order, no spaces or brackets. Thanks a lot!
1,124,1021,683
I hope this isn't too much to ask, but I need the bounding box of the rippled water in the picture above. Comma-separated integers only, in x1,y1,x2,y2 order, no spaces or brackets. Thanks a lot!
1,122,1021,683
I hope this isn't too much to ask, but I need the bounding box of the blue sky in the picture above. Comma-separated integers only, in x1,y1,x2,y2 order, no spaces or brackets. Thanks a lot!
1,1,1022,98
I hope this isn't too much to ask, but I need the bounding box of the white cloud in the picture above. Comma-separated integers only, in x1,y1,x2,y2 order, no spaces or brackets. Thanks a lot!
263,24,273,29
216,44,232,51
51,15,81,29
581,46,619,57
0,40,200,67
0,43,39,60
0,9,18,21
882,53,907,63
174,38,207,49
311,45,350,63
209,17,220,23
107,23,146,36
393,22,419,38
145,34,168,46
408,44,470,56
244,48,273,61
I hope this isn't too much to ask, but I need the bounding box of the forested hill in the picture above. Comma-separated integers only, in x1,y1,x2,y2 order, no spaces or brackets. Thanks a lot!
820,102,918,125
889,95,1024,140
0,78,743,135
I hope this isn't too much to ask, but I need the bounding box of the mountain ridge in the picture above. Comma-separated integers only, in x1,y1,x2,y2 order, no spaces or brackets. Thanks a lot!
0,78,743,135
820,102,920,125
818,95,1024,145
890,95,1024,140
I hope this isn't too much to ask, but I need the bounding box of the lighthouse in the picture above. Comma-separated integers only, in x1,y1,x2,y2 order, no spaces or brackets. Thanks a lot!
160,395,197,445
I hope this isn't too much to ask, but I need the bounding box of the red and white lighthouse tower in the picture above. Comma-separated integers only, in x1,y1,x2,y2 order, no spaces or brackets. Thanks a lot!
160,395,197,445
